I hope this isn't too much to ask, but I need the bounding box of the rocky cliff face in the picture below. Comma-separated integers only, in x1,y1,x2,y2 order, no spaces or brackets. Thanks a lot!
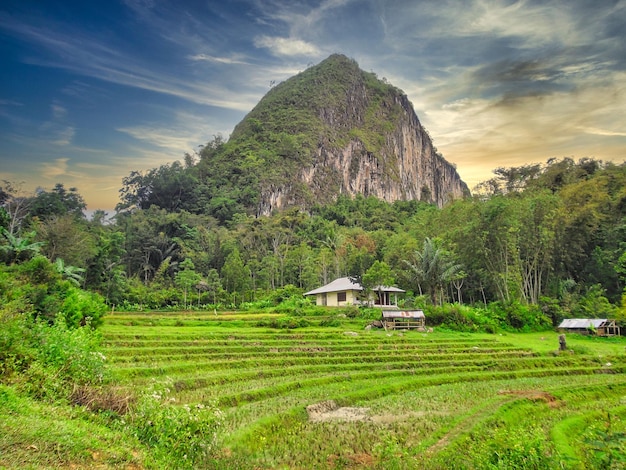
305,93,467,208
231,55,468,216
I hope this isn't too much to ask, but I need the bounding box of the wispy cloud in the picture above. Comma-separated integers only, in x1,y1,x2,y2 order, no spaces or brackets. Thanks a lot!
116,109,232,165
254,35,320,57
41,157,70,179
581,127,626,137
51,103,67,119
188,54,251,65
0,13,258,112
52,127,75,146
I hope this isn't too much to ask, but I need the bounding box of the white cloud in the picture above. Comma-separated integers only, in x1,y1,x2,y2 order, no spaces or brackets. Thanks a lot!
116,110,232,162
581,127,626,137
53,127,75,146
254,35,320,57
188,54,250,65
41,157,70,179
51,103,67,119
0,15,257,112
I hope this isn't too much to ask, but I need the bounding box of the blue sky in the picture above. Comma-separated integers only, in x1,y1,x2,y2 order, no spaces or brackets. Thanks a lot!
1,0,625,212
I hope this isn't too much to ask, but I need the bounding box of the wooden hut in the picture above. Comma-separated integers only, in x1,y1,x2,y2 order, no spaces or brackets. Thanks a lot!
557,319,621,336
381,310,425,330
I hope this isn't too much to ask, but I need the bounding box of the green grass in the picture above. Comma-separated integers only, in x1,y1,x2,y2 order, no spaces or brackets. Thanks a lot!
0,385,145,469
5,310,625,469
473,330,626,356
97,311,626,469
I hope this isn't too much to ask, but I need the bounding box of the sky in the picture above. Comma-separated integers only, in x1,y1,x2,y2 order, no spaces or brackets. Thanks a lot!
1,0,625,212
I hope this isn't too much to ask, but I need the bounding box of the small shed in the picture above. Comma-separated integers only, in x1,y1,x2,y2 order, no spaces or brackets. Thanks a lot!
557,318,621,336
381,310,425,330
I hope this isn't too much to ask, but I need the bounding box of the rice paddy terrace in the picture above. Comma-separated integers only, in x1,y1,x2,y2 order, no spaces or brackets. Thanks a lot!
102,311,626,469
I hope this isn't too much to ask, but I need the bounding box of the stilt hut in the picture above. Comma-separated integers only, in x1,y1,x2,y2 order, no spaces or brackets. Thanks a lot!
381,310,425,330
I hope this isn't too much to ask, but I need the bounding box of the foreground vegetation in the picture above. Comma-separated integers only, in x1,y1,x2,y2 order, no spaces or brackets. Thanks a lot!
3,303,625,469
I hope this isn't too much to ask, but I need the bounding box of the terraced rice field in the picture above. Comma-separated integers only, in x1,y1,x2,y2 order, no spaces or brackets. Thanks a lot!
102,311,626,468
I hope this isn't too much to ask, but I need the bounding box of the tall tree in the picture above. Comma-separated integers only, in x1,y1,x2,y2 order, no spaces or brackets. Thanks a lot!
28,183,86,219
117,161,199,213
517,192,559,304
175,258,201,309
0,180,31,235
33,214,96,267
404,238,462,304
362,260,395,306
221,248,250,301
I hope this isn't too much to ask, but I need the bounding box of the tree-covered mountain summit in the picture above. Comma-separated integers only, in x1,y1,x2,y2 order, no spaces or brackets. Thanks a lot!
119,54,469,221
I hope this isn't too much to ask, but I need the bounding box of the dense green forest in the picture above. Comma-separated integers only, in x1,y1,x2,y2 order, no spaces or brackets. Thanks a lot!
2,156,625,330
1,155,626,468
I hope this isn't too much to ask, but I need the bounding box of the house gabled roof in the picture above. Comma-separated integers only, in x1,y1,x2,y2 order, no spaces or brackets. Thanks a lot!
304,277,405,296
304,277,361,296
558,319,608,329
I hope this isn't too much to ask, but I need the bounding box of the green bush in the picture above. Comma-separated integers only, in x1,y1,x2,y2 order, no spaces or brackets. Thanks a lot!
60,288,108,329
1,256,107,328
265,284,304,305
487,301,552,332
426,304,477,331
0,258,109,400
423,302,553,332
21,316,108,400
128,381,223,468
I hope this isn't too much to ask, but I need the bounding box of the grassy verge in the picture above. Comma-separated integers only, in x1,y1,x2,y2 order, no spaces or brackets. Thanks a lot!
0,385,145,469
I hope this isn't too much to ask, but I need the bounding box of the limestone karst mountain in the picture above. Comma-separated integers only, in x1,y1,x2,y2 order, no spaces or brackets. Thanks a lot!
197,54,469,217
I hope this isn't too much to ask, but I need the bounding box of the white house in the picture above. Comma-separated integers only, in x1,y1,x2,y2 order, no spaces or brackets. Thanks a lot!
304,277,404,307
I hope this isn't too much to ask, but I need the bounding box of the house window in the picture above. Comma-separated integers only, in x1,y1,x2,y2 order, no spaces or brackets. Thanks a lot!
337,291,347,302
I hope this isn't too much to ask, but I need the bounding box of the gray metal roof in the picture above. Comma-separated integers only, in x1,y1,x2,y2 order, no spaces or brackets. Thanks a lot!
558,319,608,329
304,277,405,296
382,310,425,319
304,277,361,296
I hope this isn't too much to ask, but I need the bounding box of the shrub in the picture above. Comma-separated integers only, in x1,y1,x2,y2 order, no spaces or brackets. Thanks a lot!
265,284,305,305
255,317,310,329
60,288,107,328
21,316,109,400
1,296,108,401
574,285,617,319
426,304,475,331
319,318,341,327
128,381,223,467
485,301,552,332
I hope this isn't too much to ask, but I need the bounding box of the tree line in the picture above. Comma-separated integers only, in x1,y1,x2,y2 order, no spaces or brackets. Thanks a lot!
1,157,625,328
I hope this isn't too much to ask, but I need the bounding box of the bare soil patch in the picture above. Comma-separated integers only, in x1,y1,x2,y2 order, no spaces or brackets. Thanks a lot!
498,389,560,407
306,400,371,422
307,401,442,424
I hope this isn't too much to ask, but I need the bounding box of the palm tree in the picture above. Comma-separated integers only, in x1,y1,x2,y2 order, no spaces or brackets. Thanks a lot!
0,228,45,264
404,238,462,305
53,257,85,286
